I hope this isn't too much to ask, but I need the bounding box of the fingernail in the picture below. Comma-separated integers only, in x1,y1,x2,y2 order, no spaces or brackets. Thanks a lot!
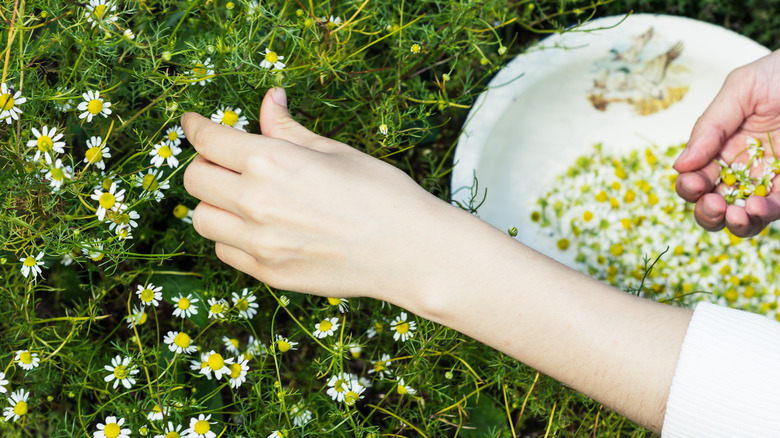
673,146,689,168
271,87,287,108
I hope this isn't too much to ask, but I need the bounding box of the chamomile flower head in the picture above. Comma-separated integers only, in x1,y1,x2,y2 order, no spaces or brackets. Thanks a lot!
410,43,421,54
396,377,417,395
199,351,234,380
85,0,118,28
126,305,148,328
107,207,139,240
274,334,298,353
19,251,45,279
135,168,170,202
378,123,389,136
147,402,168,421
164,330,197,354
164,125,186,147
326,297,349,313
191,58,215,86
83,136,111,169
368,353,392,379
28,126,66,164
268,431,288,438
207,297,229,319
227,354,249,389
0,82,25,124
154,422,183,438
78,90,112,122
259,48,286,70
231,288,259,319
3,389,30,422
343,380,366,406
123,28,135,40
184,413,217,438
290,403,312,427
136,283,163,307
149,141,182,168
43,158,73,192
390,311,417,342
326,372,356,402
104,355,139,389
222,336,241,355
210,107,249,131
171,293,199,318
82,240,105,261
91,181,126,222
15,350,40,370
94,415,131,438
245,335,267,359
0,372,7,393
313,317,340,338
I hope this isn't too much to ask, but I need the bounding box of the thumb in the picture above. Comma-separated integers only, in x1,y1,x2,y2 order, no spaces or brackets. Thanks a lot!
259,88,335,151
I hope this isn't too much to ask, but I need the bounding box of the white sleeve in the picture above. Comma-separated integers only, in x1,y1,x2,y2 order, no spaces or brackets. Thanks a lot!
662,302,780,438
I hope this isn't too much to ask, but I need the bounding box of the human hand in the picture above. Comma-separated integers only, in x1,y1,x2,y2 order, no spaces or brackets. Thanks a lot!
182,88,462,301
674,49,780,237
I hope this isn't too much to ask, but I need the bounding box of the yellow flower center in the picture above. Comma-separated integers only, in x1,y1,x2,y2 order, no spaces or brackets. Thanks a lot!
210,303,224,314
229,363,242,379
142,173,159,191
85,146,103,164
104,422,120,438
236,298,249,311
23,256,37,267
278,340,291,352
178,297,191,310
318,320,332,332
13,401,28,417
228,338,239,349
395,321,409,334
0,93,14,111
174,332,191,349
87,99,104,115
344,391,359,406
166,432,180,438
222,110,239,127
194,420,210,435
173,204,189,219
193,64,207,77
37,135,53,152
327,297,341,306
334,379,346,393
135,311,147,325
51,167,65,180
373,363,385,373
397,384,408,395
167,131,178,142
207,353,224,370
93,4,107,19
140,288,155,303
265,51,279,64
99,192,116,210
158,145,173,158
19,351,32,364
113,364,129,380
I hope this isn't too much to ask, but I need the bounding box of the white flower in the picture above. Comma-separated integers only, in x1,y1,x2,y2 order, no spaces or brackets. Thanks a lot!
164,330,197,354
274,334,298,353
231,288,259,319
313,317,340,339
191,58,214,86
85,0,118,28
147,403,168,421
20,252,45,279
78,89,112,122
368,353,392,379
164,125,185,146
290,403,312,427
126,305,148,328
184,413,217,438
107,206,139,240
43,158,73,192
3,389,30,422
390,311,417,342
210,107,249,131
82,240,105,261
259,48,286,70
14,350,40,370
396,377,417,395
149,141,182,168
136,283,163,307
378,123,388,136
154,422,183,438
171,293,199,318
104,355,139,389
326,297,349,313
124,28,135,40
94,415,131,438
28,125,66,164
0,372,8,393
245,335,267,359
267,431,287,438
227,354,249,389
326,372,355,402
207,297,228,319
0,82,26,124
343,379,365,406
135,168,169,202
199,351,234,381
83,136,111,169
91,181,126,222
222,336,241,355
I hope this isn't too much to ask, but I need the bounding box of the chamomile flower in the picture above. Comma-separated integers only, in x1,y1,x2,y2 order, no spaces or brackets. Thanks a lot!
149,141,182,168
368,353,392,379
274,334,298,353
43,158,73,192
171,293,199,318
164,330,197,354
0,83,25,124
126,305,148,328
378,123,389,136
410,43,421,54
199,351,234,380
210,107,249,131
15,350,40,370
396,377,417,395
222,336,241,355
136,283,163,307
104,355,139,389
227,355,249,389
207,297,229,319
390,311,416,342
147,402,168,421
107,207,140,240
83,136,111,169
231,288,259,319
0,372,7,393
326,297,349,313
343,380,366,406
3,389,30,422
191,58,215,86
78,90,112,122
19,252,45,279
164,125,185,147
245,335,267,360
28,126,66,164
326,372,355,402
183,413,217,437
85,0,118,28
135,168,170,202
259,48,286,70
268,431,287,438
173,204,193,224
94,416,131,438
91,181,126,222
155,422,183,438
82,240,105,261
313,317,340,338
290,403,312,427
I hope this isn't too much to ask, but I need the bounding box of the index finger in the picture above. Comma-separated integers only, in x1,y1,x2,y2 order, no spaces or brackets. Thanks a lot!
181,112,259,173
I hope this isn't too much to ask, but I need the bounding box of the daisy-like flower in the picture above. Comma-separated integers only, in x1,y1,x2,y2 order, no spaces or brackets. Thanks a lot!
78,90,112,122
0,372,8,394
274,334,298,353
366,320,384,339
173,204,194,224
326,372,355,402
184,413,217,438
396,377,417,395
171,293,199,318
349,344,362,359
390,311,417,342
207,297,229,319
15,350,40,371
85,0,118,28
343,379,366,406
3,389,30,422
164,125,185,146
82,240,105,261
124,28,135,40
290,403,312,427
231,288,259,319
91,181,126,222
0,83,26,124
268,431,287,438
28,126,66,164
191,58,215,86
135,168,170,202
136,283,163,307
227,354,249,389
222,336,241,355
43,158,74,192
368,353,392,379
164,330,197,354
210,107,249,131
326,297,349,313
107,206,140,240
83,136,111,169
378,123,389,136
149,141,182,168
94,415,131,438
104,355,139,389
147,403,168,421
19,251,45,279
259,48,286,70
410,43,421,54
126,305,148,328
313,317,340,339
199,351,234,380
155,422,183,438
245,335,267,360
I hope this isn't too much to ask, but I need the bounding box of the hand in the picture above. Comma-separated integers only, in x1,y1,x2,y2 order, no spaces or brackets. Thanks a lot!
674,49,780,237
182,88,458,301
